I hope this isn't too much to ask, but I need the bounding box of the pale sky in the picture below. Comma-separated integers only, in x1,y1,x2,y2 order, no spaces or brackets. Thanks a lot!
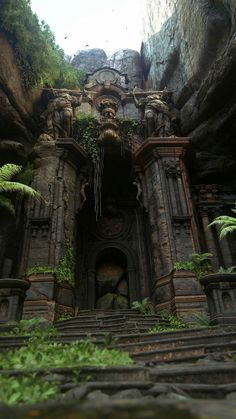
31,0,143,56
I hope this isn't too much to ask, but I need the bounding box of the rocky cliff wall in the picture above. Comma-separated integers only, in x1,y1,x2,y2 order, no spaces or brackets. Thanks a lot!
0,32,40,152
142,0,236,184
72,48,142,89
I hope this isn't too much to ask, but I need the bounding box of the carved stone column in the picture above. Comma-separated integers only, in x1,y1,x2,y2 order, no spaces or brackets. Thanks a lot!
135,138,200,280
198,206,219,270
135,138,206,318
20,137,87,321
195,185,234,270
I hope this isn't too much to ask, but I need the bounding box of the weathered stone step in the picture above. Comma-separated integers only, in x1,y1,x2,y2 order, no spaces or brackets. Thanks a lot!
115,331,236,353
56,320,168,330
56,312,164,324
145,382,236,399
149,362,236,385
55,323,163,334
131,341,236,363
0,366,150,382
61,381,236,400
2,363,236,390
1,326,234,352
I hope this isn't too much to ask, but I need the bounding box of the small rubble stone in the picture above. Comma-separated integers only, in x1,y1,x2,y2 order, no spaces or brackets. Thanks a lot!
64,385,90,401
86,390,110,402
111,389,143,399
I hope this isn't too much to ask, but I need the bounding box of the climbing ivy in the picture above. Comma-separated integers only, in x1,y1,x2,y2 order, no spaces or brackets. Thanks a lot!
0,0,85,89
56,240,75,287
26,241,75,286
119,118,144,146
74,113,100,162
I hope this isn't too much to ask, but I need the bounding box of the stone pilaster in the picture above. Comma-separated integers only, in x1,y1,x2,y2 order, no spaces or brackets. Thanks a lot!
135,138,200,282
20,137,87,320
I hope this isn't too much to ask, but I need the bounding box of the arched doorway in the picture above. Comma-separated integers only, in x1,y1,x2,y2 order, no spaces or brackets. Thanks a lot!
95,248,129,309
83,243,139,309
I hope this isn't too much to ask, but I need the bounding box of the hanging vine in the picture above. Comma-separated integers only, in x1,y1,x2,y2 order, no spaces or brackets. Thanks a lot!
74,115,144,220
74,113,104,220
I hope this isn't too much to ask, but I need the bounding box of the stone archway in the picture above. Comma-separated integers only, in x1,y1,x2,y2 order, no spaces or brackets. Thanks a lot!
85,242,138,309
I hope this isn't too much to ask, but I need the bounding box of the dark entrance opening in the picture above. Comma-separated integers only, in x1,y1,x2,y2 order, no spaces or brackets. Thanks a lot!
95,248,129,309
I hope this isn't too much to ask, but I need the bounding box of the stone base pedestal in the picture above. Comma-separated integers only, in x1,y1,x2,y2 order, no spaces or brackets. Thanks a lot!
0,279,30,323
200,273,236,325
22,274,74,322
152,270,207,321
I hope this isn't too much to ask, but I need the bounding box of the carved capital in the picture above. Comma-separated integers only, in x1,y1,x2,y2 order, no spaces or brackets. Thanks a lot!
163,159,181,177
29,218,50,239
172,216,191,235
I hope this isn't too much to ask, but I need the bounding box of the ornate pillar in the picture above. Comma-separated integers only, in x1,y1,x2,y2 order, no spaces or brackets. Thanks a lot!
20,137,87,321
198,206,219,270
135,138,206,319
135,138,200,279
195,185,234,270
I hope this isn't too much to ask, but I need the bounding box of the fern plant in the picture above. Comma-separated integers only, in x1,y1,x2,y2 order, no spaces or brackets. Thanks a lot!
0,164,40,215
131,298,155,314
209,204,236,239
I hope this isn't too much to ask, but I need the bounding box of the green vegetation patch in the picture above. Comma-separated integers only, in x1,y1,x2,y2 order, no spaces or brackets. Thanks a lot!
0,338,132,371
174,253,212,279
0,0,85,89
149,312,187,333
0,375,58,406
0,321,133,405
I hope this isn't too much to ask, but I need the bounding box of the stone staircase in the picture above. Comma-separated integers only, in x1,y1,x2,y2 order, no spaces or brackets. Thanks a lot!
1,309,236,407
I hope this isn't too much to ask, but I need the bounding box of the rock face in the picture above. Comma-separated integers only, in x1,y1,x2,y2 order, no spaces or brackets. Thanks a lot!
142,0,236,184
72,48,107,73
72,48,142,88
108,49,142,88
0,32,39,148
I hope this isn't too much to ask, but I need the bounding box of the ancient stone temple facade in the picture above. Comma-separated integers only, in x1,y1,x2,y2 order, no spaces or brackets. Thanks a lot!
0,60,235,323
0,63,219,322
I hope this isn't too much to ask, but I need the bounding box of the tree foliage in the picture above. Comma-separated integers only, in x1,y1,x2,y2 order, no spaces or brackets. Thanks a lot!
0,0,85,89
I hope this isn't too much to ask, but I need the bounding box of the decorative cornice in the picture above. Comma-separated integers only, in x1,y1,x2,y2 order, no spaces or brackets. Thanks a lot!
56,138,88,166
134,137,190,167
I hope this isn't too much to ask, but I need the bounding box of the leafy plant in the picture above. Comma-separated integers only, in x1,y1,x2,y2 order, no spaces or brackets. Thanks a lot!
4,318,47,336
131,298,156,314
27,241,75,286
0,375,58,406
56,240,75,286
26,265,55,276
0,163,40,215
57,313,73,321
209,204,236,239
218,266,236,274
173,261,194,271
0,336,133,371
149,312,187,333
174,253,212,279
